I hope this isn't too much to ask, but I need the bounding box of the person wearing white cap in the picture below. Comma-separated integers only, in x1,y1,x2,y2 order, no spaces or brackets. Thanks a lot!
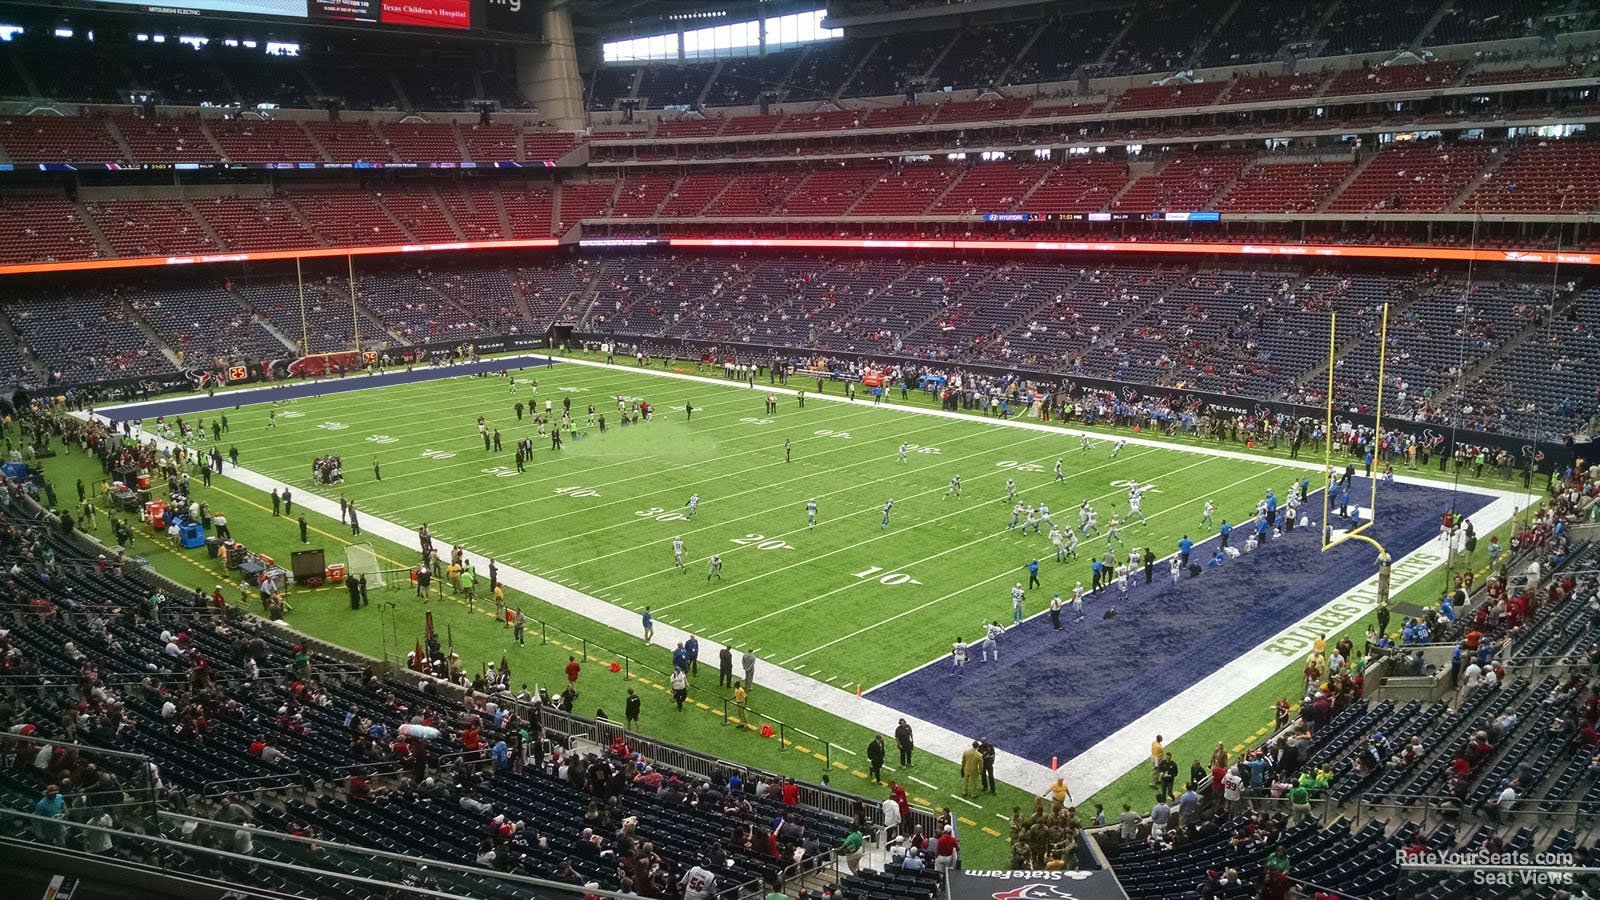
934,824,959,872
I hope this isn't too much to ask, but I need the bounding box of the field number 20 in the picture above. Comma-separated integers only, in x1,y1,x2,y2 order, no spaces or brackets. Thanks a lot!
731,533,794,551
854,566,922,586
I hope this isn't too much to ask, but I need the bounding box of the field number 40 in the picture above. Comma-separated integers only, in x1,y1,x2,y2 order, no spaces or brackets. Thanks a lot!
854,566,921,586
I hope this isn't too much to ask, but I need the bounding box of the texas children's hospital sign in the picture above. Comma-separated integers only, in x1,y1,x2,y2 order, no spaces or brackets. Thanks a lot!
947,870,1130,900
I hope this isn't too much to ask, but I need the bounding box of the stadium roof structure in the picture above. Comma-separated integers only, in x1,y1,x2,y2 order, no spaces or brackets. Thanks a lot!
565,0,779,34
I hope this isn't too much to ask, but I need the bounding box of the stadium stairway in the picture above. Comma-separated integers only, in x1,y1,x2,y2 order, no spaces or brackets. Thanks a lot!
1276,276,1427,396
1426,283,1583,409
119,296,184,370
179,198,229,249
0,306,48,383
224,285,301,355
68,198,117,259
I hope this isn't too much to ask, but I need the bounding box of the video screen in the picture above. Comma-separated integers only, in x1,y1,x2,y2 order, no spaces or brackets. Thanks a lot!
99,0,310,16
92,0,472,29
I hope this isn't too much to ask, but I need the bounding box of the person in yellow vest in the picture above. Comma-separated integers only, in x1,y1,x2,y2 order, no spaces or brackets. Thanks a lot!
734,682,749,729
460,561,476,610
1151,734,1164,786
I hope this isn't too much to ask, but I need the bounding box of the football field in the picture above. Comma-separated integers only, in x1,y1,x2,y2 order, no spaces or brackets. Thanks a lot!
203,361,1302,689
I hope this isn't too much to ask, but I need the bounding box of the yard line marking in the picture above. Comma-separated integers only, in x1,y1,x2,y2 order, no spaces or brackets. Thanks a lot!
570,428,1070,587
345,397,939,543
908,776,939,790
696,448,1195,643
595,428,1090,592
217,370,868,522
270,381,888,513
554,353,1520,505
387,395,908,517
210,365,662,463
640,444,1165,614
782,462,1283,666
495,416,978,557
950,795,984,809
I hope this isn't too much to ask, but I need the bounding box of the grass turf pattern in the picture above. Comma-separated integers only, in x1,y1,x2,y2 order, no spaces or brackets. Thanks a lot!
198,363,1308,690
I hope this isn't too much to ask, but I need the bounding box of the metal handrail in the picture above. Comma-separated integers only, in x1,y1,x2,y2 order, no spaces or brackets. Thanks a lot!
157,809,727,900
0,729,156,763
0,806,567,900
524,700,923,833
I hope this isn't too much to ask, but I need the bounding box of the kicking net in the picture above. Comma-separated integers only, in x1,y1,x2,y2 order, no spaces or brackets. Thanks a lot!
345,542,386,590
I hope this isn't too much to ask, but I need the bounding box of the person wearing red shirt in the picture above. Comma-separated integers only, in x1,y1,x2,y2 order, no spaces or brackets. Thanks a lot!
781,779,798,805
461,725,482,753
565,656,581,687
889,778,915,819
934,827,959,873
1580,724,1600,748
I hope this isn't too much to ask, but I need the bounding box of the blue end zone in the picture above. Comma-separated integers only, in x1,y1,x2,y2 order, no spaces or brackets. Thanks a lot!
100,354,559,421
867,477,1492,765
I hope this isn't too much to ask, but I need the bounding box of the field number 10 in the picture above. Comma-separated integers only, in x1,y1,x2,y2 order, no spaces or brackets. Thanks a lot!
853,567,922,586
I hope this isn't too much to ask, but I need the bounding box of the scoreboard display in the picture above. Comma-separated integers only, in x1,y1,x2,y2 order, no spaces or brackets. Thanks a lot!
98,0,468,29
50,0,536,35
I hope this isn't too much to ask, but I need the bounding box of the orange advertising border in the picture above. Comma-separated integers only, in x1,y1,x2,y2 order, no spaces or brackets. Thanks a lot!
0,238,562,277
0,235,1591,278
665,237,1598,267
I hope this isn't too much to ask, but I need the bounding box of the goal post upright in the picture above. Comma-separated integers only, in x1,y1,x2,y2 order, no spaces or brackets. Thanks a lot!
1321,309,1337,550
1367,301,1390,517
1320,302,1392,561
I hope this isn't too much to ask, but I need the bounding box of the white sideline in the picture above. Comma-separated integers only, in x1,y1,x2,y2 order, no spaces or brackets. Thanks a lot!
83,357,1527,802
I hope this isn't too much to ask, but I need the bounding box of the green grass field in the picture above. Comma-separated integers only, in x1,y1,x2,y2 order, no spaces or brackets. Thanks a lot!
199,362,1303,688
39,356,1528,866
